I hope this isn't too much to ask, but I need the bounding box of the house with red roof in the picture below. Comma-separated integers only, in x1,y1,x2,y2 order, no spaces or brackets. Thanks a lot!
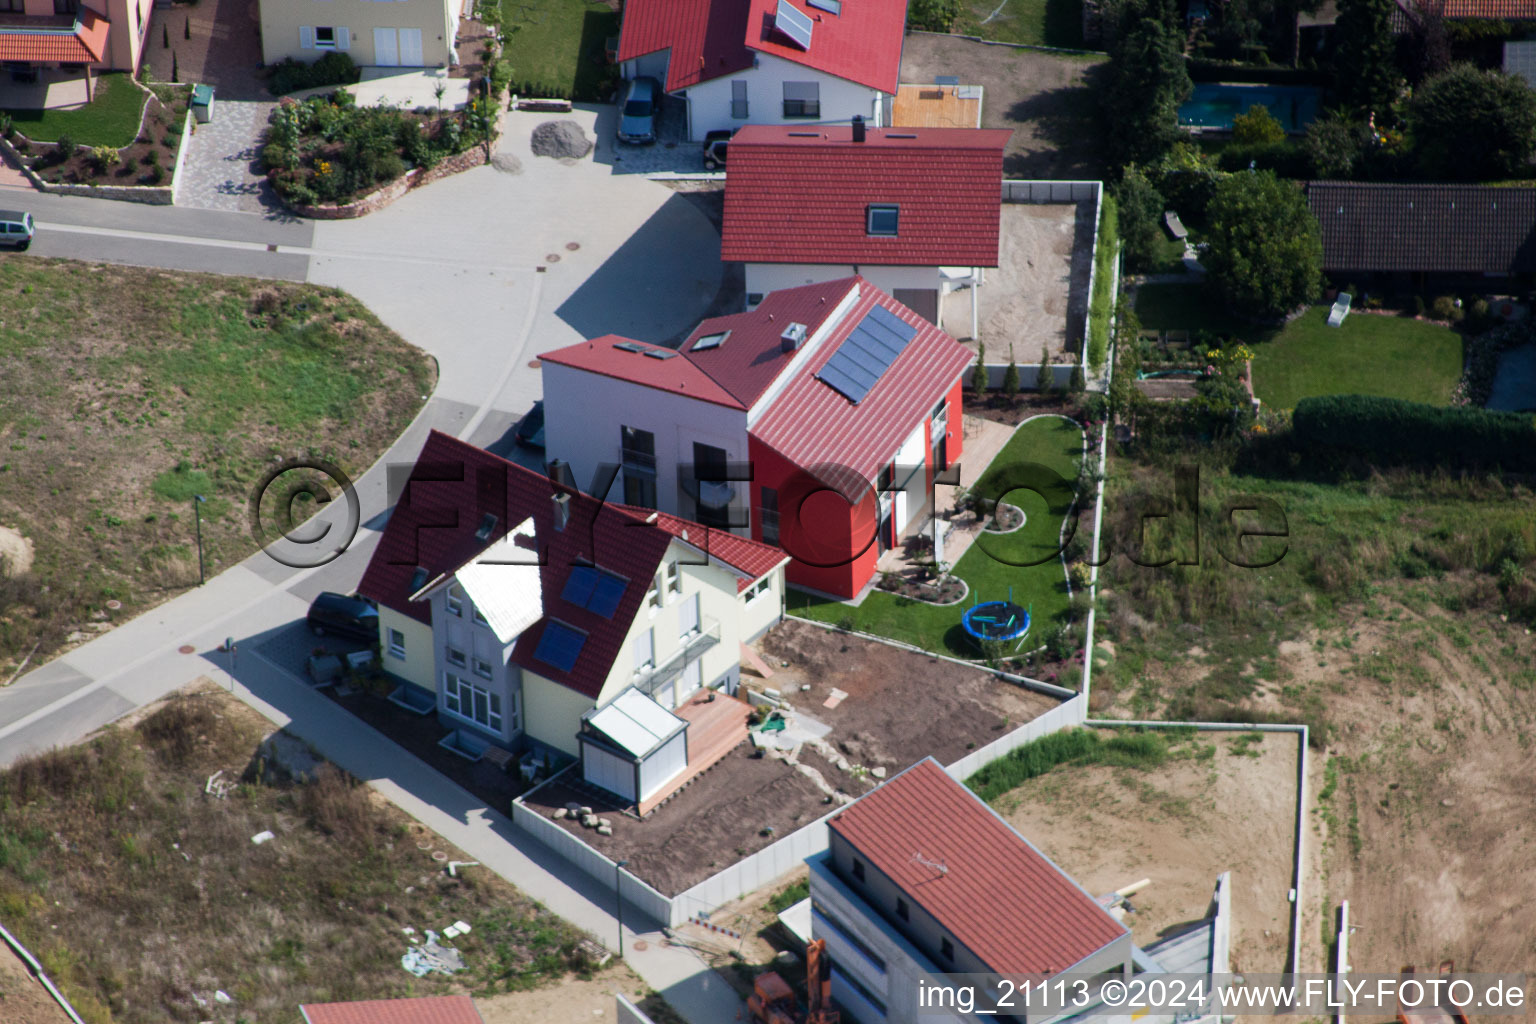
0,0,150,100
301,995,485,1024
723,123,1012,327
810,757,1134,1023
616,0,908,141
356,430,787,809
538,276,974,600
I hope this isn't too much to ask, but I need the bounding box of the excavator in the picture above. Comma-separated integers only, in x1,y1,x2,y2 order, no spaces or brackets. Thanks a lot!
1397,961,1470,1024
749,938,840,1024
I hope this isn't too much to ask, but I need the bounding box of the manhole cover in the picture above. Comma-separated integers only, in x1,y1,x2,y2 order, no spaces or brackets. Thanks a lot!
527,359,542,369
178,645,195,654
432,851,448,862
105,600,121,610
545,253,562,263
632,940,649,951
565,241,581,251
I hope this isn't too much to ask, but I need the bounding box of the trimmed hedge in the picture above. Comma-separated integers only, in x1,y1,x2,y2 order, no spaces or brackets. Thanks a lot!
1292,394,1536,471
270,53,362,97
1187,60,1328,85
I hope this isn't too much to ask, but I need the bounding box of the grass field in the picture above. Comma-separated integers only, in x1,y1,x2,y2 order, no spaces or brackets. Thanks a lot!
1133,281,1263,341
952,0,1088,49
789,416,1083,659
0,687,596,1024
3,72,146,147
497,0,619,99
0,258,433,679
1250,307,1463,409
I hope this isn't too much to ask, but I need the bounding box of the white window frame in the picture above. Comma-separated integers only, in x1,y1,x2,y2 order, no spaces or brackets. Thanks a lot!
442,673,504,732
782,80,820,118
446,645,467,669
731,78,749,119
679,592,700,640
644,573,661,615
472,655,494,680
665,559,681,599
866,204,899,237
313,25,338,49
445,584,463,617
633,627,655,674
744,576,772,603
387,628,405,659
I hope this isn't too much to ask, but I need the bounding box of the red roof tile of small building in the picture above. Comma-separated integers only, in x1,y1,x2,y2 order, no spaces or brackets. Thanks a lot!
750,279,973,491
828,758,1127,977
616,0,755,92
617,0,907,95
721,125,1010,267
356,431,677,700
627,507,790,591
679,280,855,408
538,334,746,410
1441,0,1536,16
301,995,484,1024
744,0,908,94
0,7,109,63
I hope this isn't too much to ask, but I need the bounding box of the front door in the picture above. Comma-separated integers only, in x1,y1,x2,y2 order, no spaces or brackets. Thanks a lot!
398,28,423,65
373,27,400,66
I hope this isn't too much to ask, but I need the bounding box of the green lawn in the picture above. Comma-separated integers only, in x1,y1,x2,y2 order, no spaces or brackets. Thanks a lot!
953,0,1088,49
1250,307,1464,409
1133,282,1265,341
498,0,619,99
1147,235,1188,276
3,72,146,147
789,416,1083,659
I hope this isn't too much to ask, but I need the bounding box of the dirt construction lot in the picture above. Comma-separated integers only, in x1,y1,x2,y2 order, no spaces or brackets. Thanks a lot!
994,730,1298,973
900,34,1107,180
524,622,1063,895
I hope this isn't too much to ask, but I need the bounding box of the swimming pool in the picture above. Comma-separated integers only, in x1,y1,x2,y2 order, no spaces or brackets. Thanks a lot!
1178,82,1321,133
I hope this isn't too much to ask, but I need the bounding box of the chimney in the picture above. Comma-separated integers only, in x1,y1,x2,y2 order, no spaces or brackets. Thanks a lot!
781,322,808,353
851,114,865,143
546,458,574,489
552,492,571,531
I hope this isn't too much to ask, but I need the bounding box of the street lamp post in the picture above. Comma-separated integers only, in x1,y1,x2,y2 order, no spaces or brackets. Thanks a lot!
225,636,237,693
193,494,207,585
615,859,630,959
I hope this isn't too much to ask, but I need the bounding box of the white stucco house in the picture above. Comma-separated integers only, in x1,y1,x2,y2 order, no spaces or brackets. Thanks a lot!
357,430,788,813
721,123,1011,330
615,0,909,141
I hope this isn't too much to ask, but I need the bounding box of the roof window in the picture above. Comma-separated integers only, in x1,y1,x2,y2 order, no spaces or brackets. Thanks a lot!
867,204,899,236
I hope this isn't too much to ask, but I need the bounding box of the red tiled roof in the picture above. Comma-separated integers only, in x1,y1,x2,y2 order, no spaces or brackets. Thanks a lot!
750,278,973,491
679,280,855,408
721,125,1010,267
828,758,1127,976
618,0,907,95
744,0,907,94
301,995,484,1024
1442,0,1536,16
356,431,676,700
627,507,790,591
0,7,109,63
616,0,754,92
538,334,746,410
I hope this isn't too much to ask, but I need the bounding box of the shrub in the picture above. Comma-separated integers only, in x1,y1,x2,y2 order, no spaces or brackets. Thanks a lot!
90,144,119,170
907,0,960,30
1113,166,1165,273
55,133,76,159
269,52,361,96
1413,294,1426,317
1002,348,1021,402
1291,394,1536,471
1431,295,1458,320
1231,104,1285,146
1203,170,1322,319
146,162,166,185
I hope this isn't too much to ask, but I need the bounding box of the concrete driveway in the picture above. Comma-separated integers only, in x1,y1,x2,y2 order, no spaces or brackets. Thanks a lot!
306,103,724,427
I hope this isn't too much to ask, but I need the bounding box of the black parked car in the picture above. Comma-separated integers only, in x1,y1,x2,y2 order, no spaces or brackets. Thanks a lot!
702,130,733,170
306,592,378,641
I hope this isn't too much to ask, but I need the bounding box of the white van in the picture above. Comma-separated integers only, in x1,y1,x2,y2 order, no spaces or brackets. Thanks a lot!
0,211,34,250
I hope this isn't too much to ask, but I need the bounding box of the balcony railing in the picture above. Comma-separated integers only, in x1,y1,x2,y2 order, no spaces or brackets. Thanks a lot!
634,617,720,698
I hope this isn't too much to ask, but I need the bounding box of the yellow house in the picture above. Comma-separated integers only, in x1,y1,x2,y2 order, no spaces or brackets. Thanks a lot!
358,431,788,808
258,0,467,69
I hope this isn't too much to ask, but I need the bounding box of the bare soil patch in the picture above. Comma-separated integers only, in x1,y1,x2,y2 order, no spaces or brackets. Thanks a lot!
995,730,1297,973
898,34,1106,180
0,940,70,1024
475,963,652,1024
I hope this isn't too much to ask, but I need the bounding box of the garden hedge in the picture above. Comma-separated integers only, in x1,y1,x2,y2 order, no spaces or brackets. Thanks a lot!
1292,394,1536,471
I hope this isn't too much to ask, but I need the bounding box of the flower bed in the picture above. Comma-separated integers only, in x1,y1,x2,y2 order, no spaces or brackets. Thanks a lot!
2,83,189,189
261,90,496,208
875,571,968,606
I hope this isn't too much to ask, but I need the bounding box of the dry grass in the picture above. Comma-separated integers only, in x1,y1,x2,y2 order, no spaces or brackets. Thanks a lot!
0,257,435,679
0,688,594,1024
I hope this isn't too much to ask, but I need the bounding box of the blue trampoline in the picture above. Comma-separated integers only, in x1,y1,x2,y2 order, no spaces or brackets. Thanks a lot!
962,593,1032,652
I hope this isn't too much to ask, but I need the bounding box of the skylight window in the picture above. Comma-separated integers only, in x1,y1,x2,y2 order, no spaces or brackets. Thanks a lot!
692,331,729,351
408,566,429,593
561,565,629,618
867,204,900,236
775,0,814,49
534,621,587,672
808,0,840,13
475,513,498,541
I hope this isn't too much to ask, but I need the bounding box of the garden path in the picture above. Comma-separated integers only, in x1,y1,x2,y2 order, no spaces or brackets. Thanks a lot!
175,99,278,214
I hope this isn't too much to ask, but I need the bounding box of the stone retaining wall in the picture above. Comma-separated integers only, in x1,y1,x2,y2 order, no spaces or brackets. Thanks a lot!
0,105,193,207
281,142,491,219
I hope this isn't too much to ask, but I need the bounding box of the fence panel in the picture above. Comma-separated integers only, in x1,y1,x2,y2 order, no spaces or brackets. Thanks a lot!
943,693,1088,780
510,797,674,926
672,806,841,925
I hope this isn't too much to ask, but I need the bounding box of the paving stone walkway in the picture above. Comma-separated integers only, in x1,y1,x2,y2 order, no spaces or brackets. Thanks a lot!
176,99,280,214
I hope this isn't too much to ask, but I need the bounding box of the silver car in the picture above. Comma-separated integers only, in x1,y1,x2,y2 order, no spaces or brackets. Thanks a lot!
617,76,660,145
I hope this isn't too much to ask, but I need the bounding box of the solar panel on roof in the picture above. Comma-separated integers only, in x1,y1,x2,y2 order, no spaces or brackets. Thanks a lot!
808,0,840,13
534,621,586,673
775,0,814,49
643,348,679,359
588,573,628,618
816,304,919,404
615,341,648,352
562,565,599,607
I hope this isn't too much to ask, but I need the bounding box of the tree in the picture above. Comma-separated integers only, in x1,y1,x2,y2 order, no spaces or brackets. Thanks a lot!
1330,0,1400,117
1410,64,1536,181
1002,345,1021,403
1100,18,1193,169
1303,111,1366,178
1037,345,1055,394
1204,170,1322,319
1108,307,1143,426
1232,105,1285,146
907,0,960,31
171,50,179,83
971,341,988,400
1114,166,1167,272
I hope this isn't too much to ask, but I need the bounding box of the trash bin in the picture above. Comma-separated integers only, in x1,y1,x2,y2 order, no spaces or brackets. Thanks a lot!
191,84,215,124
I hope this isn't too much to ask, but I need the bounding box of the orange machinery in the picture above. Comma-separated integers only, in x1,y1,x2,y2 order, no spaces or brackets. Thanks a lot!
749,938,840,1024
1397,961,1470,1024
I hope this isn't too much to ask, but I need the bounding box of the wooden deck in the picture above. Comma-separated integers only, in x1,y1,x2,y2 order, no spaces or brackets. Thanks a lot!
637,691,751,816
892,84,983,128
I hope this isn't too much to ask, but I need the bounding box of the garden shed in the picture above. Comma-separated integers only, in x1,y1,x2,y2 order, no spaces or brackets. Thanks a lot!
579,687,689,803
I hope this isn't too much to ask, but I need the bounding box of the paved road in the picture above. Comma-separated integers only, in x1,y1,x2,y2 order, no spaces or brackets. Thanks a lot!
0,106,738,1024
